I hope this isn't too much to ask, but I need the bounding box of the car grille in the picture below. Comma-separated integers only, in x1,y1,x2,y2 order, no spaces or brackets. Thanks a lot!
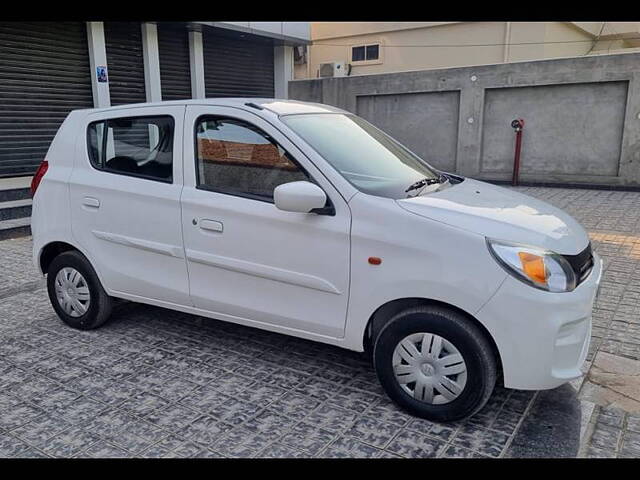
562,243,594,286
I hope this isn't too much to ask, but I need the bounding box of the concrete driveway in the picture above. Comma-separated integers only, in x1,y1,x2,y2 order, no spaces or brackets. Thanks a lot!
0,186,639,458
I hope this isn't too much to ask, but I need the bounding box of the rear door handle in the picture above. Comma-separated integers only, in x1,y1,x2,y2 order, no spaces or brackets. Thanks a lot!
199,219,223,233
82,197,100,208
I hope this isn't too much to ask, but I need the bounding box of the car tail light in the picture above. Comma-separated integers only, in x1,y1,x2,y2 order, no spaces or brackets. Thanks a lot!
30,160,49,197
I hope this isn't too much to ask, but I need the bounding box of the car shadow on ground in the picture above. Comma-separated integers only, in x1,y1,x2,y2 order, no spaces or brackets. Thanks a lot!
106,298,377,377
505,383,582,457
97,299,582,457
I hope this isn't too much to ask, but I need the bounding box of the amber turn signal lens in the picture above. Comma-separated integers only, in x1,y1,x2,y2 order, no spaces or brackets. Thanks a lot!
518,252,547,284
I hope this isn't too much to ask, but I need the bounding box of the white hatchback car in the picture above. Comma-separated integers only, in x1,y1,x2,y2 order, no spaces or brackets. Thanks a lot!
31,98,602,422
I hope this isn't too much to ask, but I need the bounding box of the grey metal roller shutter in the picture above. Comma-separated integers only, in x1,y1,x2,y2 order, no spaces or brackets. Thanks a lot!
0,21,93,177
105,22,146,106
203,28,274,98
158,23,192,101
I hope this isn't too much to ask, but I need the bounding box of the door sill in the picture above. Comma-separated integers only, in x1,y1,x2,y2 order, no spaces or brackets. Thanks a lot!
109,290,348,349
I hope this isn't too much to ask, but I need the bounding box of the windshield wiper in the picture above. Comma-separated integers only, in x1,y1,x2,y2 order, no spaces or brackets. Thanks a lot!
405,174,447,193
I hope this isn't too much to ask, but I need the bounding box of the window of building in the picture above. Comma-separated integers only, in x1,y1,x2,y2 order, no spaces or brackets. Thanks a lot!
365,44,379,61
87,115,174,182
352,44,380,62
195,117,309,202
352,46,365,62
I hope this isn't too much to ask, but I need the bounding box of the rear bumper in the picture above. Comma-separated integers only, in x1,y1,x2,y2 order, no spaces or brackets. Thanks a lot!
476,252,602,390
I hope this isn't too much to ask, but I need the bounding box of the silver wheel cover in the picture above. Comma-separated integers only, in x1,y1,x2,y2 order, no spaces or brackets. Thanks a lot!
392,332,467,405
54,267,91,318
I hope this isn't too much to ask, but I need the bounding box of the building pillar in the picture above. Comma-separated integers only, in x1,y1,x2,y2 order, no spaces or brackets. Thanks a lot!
141,22,162,102
189,30,206,98
86,22,110,108
274,45,294,99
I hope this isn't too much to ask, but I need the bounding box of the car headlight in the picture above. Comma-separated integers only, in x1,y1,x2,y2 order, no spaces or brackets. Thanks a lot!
486,239,577,293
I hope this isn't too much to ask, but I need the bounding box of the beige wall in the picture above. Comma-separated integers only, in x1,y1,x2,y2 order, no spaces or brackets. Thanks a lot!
541,22,593,58
296,22,640,79
311,22,455,40
504,22,546,62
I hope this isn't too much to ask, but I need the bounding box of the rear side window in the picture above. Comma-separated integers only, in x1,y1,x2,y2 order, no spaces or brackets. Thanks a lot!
87,115,174,182
195,117,309,201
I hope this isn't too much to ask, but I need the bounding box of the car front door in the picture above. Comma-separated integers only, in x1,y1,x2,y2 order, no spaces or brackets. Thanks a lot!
69,106,191,306
180,105,351,338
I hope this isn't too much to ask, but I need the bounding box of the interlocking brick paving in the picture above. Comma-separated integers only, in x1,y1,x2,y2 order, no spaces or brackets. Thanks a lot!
1,186,639,458
0,288,537,458
0,236,42,300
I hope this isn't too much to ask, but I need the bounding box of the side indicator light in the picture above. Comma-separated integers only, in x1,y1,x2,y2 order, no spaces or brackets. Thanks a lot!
368,257,382,265
518,252,547,284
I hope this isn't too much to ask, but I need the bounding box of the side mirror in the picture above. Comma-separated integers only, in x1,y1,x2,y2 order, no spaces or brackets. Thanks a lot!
274,181,328,214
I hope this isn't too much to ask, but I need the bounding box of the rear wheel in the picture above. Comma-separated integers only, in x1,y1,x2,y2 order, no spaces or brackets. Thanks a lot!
46,250,113,330
373,305,496,422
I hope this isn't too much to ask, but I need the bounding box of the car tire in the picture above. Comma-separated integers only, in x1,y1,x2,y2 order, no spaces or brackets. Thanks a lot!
373,305,496,422
46,250,113,330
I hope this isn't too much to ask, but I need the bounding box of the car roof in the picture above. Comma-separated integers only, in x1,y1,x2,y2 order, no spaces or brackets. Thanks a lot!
81,98,348,116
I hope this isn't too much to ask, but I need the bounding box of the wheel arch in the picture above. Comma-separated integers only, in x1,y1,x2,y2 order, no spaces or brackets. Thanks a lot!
39,241,82,275
363,297,503,381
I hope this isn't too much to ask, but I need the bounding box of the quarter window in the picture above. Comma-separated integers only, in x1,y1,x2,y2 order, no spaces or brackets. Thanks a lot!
87,115,174,182
195,117,309,201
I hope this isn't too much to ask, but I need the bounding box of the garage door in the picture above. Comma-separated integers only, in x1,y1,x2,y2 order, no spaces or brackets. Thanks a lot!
104,22,146,106
158,23,192,101
0,21,93,177
203,28,274,98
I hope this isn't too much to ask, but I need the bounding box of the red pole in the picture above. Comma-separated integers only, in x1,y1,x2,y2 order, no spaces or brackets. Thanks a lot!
511,119,524,186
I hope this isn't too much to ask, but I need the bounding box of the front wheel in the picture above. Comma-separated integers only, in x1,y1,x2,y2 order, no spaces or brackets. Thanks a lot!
46,250,113,330
373,305,496,422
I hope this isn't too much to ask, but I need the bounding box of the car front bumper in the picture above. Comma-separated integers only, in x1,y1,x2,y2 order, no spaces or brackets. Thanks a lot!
476,252,602,390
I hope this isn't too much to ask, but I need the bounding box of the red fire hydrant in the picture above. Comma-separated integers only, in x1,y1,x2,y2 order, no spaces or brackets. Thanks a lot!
511,118,525,186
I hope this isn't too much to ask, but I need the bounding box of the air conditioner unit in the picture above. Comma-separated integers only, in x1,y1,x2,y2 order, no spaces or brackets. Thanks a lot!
318,61,348,78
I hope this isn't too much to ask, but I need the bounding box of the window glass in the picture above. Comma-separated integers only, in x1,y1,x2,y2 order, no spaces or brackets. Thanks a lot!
87,121,105,169
87,116,174,182
282,113,440,200
365,44,379,60
352,46,365,62
195,117,309,201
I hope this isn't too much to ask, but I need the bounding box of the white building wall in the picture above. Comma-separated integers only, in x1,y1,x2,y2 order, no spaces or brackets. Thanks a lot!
188,31,206,99
214,22,310,42
86,22,110,108
141,22,162,102
274,45,294,99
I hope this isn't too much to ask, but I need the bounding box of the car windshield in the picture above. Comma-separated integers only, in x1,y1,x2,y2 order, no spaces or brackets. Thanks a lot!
281,113,442,199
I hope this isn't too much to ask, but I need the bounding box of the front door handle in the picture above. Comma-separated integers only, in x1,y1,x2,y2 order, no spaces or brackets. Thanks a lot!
199,219,223,233
82,196,100,208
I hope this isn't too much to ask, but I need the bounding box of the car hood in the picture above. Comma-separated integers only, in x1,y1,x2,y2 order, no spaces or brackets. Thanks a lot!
397,178,589,254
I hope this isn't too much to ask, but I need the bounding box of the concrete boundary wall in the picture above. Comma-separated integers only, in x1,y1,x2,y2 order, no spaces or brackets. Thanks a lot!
289,53,640,187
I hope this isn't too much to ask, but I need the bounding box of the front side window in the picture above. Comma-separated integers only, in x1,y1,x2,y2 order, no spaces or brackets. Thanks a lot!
195,117,309,201
281,113,441,199
87,115,174,182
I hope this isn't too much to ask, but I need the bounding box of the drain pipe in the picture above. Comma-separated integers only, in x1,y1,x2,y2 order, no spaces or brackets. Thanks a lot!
511,118,525,186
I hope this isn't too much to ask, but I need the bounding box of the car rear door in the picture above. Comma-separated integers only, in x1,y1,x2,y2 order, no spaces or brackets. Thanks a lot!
69,105,191,306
